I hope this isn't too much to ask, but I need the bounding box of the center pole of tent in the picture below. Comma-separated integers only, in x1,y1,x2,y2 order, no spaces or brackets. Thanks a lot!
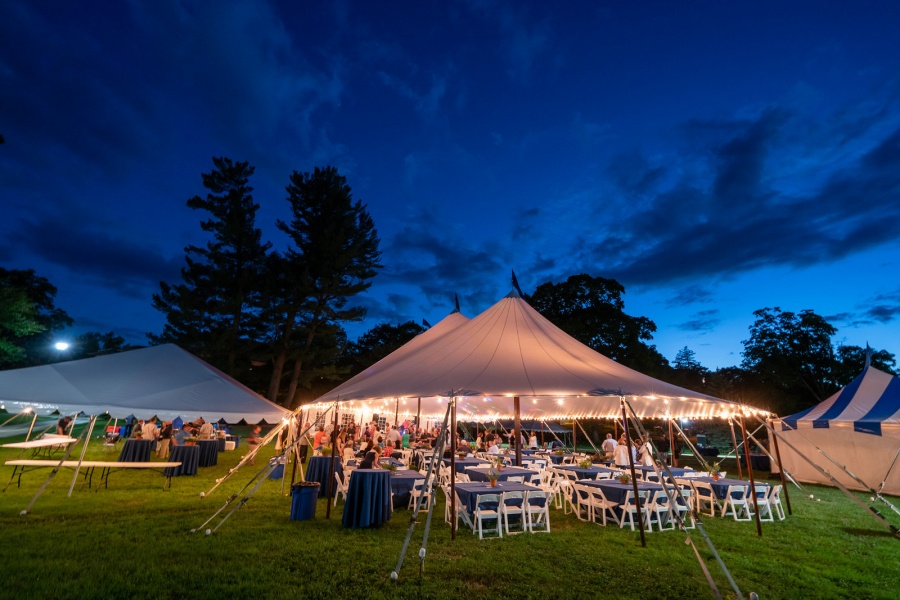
621,397,647,548
450,397,457,541
514,396,521,467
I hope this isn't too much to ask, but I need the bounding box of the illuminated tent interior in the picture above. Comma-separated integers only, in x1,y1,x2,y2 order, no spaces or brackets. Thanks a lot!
0,344,289,424
308,292,757,425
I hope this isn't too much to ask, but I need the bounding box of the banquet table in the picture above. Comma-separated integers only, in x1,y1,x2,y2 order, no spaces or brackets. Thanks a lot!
216,438,226,452
441,457,490,474
580,480,663,505
690,476,768,501
306,456,343,497
117,439,154,463
378,458,405,468
466,466,538,483
197,440,218,467
389,470,425,508
454,481,542,514
633,466,692,479
546,453,574,465
165,445,199,476
342,469,392,528
555,465,620,479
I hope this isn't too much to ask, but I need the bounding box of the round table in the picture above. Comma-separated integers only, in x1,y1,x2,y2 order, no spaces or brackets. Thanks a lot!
117,439,154,462
165,445,199,476
306,456,343,497
197,440,218,467
341,469,392,528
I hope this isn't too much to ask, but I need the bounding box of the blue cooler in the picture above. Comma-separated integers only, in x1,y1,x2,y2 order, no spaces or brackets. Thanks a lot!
269,457,285,479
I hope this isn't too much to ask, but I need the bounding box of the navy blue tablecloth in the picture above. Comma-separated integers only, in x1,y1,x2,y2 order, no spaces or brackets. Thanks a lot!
691,476,767,501
466,466,538,483
441,458,490,473
342,469,392,528
581,480,663,505
165,445,199,476
216,438,226,452
555,465,620,479
198,440,218,467
306,456,343,497
633,466,691,479
117,439,154,463
546,453,574,464
389,470,425,508
454,482,541,513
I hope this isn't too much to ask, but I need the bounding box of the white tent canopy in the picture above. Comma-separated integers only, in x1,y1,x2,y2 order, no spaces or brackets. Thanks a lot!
0,344,289,424
311,292,748,422
775,365,900,496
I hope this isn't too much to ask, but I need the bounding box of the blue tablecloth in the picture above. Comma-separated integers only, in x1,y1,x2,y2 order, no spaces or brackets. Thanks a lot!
216,438,226,452
546,453,574,465
117,439,154,463
692,476,767,501
466,466,538,483
342,469,392,528
555,465,620,479
634,466,691,479
441,458,490,473
378,458,405,468
581,480,663,505
198,440,218,467
454,482,541,513
389,470,425,508
306,456,343,497
165,445,199,476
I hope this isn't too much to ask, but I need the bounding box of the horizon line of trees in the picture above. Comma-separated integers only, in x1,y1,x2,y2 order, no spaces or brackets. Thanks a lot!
1,158,897,416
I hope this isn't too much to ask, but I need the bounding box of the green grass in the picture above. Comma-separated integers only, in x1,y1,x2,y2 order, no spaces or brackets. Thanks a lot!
1,432,899,600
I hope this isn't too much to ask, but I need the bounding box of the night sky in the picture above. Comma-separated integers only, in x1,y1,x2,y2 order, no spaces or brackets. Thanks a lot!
3,1,900,370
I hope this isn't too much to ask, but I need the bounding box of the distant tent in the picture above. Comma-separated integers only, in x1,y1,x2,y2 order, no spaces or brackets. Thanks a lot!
775,365,900,496
0,344,288,424
172,416,184,429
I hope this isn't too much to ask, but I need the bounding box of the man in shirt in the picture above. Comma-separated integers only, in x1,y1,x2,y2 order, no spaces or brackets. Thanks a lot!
198,420,215,439
386,425,402,451
601,433,618,458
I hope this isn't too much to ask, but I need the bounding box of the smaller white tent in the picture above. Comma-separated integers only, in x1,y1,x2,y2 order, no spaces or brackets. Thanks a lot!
775,365,900,496
0,344,289,424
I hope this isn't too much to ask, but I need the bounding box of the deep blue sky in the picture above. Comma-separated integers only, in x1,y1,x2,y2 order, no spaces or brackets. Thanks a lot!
3,1,900,370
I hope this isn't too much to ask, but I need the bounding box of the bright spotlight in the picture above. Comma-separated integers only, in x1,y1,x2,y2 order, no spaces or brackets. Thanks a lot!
54,342,70,351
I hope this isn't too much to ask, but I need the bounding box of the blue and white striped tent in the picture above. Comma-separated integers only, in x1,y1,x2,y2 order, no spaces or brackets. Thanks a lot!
776,366,900,495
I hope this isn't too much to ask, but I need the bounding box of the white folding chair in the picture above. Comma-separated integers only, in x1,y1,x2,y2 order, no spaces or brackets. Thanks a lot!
650,489,676,531
620,489,652,531
475,493,503,539
768,484,785,521
675,486,696,529
524,490,551,533
506,475,525,483
754,484,774,522
333,471,349,506
408,479,432,511
571,483,593,522
720,485,753,521
500,491,527,535
586,485,618,526
691,480,718,517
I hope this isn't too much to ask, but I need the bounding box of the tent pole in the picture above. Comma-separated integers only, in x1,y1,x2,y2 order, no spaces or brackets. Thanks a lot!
67,414,98,497
325,405,340,520
451,397,457,540
24,412,38,441
728,418,743,480
416,398,421,442
575,419,601,456
620,397,647,547
514,396,521,467
573,420,577,453
737,414,763,536
765,418,793,514
668,418,678,467
394,399,399,428
540,420,544,448
21,416,92,515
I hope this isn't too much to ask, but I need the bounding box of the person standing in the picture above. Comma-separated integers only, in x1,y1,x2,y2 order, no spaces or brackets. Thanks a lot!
601,433,618,458
157,421,173,458
56,416,73,436
198,420,215,439
613,439,632,469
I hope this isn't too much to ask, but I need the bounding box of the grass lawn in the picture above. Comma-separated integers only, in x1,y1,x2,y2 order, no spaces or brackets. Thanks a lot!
1,432,899,600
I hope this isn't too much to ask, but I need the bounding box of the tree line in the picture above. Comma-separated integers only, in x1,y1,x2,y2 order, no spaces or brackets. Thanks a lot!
1,158,896,416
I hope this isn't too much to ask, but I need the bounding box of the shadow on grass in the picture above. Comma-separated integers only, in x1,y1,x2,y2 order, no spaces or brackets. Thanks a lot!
840,526,900,538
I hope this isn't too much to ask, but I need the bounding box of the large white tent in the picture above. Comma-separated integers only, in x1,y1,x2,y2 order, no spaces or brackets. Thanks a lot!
310,292,749,423
775,365,900,496
0,344,289,424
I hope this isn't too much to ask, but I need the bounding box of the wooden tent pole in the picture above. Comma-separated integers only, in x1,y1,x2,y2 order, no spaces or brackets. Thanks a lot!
325,407,339,520
24,412,38,442
738,414,763,537
621,398,647,547
668,418,678,467
767,418,792,515
451,398,457,540
416,398,421,442
514,396,521,467
728,418,743,480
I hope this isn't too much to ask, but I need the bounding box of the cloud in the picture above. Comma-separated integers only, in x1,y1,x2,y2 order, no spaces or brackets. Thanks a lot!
677,310,722,332
666,285,715,308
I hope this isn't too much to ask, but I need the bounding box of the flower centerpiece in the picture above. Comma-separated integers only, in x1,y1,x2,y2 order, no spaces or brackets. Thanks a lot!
553,448,565,455
578,459,593,469
487,466,500,487
617,472,632,484
710,461,723,480
381,462,398,472
320,445,333,456
184,436,198,446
